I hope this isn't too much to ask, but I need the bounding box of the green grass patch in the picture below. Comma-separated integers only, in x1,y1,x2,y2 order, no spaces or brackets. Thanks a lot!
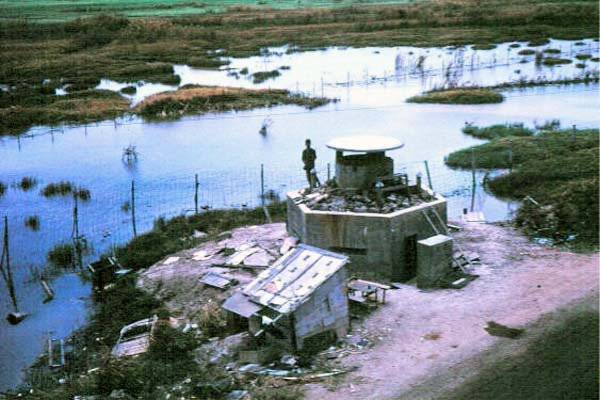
527,38,550,46
542,57,572,66
407,88,504,105
442,310,599,400
115,201,286,270
446,126,599,246
120,85,137,95
462,123,534,140
517,48,536,55
575,53,592,60
542,48,561,54
472,43,497,50
509,43,520,48
252,69,282,84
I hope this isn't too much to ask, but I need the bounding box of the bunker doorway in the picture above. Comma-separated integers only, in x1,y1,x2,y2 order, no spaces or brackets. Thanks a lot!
404,234,418,280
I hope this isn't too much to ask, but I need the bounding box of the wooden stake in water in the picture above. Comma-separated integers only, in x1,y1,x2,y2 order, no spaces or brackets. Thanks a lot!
1,216,18,312
260,164,265,207
194,173,199,214
470,149,476,212
423,160,433,190
131,180,137,237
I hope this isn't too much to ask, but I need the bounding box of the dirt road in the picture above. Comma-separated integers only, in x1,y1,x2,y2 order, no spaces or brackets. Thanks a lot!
306,222,599,400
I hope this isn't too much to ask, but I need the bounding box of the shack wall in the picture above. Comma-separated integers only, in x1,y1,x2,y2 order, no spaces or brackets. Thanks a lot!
292,267,348,350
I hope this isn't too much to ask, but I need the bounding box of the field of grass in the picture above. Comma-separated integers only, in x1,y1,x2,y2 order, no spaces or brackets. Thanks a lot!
0,0,415,23
135,85,331,120
442,307,599,400
0,0,597,135
446,125,599,246
407,88,504,104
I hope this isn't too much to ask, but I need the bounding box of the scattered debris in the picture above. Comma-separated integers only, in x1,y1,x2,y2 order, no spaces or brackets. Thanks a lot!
48,338,65,368
112,315,158,357
347,279,391,304
163,256,180,265
294,184,435,214
227,390,249,400
484,321,524,339
200,271,238,290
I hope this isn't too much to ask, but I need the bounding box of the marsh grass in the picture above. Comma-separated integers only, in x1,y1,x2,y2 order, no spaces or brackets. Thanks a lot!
19,176,38,191
24,215,40,231
252,69,282,83
135,85,331,120
462,123,534,140
47,242,75,267
407,88,503,104
41,181,74,197
542,57,573,66
517,49,536,55
446,126,599,246
120,85,137,94
0,181,6,197
0,1,597,135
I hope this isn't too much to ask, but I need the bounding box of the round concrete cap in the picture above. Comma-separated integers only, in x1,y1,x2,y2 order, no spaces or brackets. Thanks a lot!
326,135,404,153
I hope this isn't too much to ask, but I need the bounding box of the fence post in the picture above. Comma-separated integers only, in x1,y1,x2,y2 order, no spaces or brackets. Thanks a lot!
260,164,265,207
423,160,433,190
194,173,199,214
327,163,331,181
131,180,137,237
72,193,83,269
507,139,513,172
470,149,476,212
2,215,18,312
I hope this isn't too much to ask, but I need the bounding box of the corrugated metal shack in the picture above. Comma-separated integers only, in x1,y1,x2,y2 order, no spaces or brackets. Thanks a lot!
222,244,349,351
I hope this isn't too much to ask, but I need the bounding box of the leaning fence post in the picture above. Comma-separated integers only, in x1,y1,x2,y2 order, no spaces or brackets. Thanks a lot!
72,193,83,269
423,160,433,190
194,174,199,214
260,164,265,207
131,180,137,237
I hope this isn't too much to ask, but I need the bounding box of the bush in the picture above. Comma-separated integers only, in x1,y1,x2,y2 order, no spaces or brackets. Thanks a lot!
0,181,5,197
47,243,74,267
41,181,74,197
25,215,40,231
19,176,38,191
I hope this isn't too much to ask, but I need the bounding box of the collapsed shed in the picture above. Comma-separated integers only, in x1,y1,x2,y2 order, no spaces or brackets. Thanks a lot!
222,244,349,351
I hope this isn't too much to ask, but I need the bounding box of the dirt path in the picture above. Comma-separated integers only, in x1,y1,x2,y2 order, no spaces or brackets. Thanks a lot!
306,222,599,400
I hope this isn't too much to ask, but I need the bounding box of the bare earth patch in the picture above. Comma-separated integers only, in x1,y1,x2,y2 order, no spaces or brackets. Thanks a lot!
305,221,599,400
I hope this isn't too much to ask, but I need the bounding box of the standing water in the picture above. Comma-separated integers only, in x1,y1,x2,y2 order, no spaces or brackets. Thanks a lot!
0,38,598,391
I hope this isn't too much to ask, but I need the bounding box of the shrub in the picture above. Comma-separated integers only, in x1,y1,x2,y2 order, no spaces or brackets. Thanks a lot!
462,123,534,140
518,49,536,55
25,215,40,231
47,243,74,267
41,181,74,197
252,70,281,84
0,181,5,197
19,176,38,191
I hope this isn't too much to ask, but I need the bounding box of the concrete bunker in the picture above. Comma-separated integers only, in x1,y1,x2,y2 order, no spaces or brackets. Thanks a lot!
287,135,453,285
222,244,349,351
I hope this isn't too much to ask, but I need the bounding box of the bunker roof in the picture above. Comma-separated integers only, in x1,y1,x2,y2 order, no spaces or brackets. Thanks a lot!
241,244,348,315
326,135,404,153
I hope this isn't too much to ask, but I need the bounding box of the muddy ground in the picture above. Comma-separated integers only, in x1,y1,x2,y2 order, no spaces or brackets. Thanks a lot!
305,222,598,400
136,220,598,399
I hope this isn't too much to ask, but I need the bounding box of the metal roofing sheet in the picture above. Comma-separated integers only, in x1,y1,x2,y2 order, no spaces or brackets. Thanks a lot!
242,244,348,314
222,291,263,318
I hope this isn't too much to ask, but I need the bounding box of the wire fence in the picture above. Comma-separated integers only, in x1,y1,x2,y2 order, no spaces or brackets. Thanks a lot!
0,159,483,284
